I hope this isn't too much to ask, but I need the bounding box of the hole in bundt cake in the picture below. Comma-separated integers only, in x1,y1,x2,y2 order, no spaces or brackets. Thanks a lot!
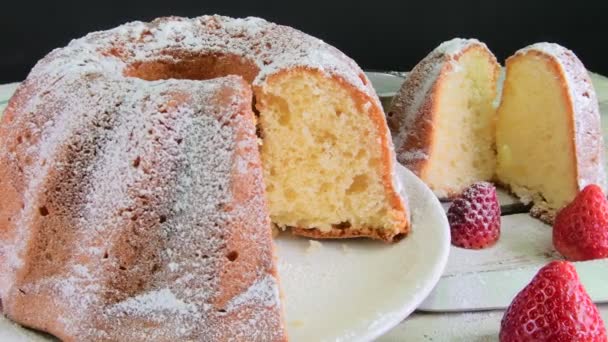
103,252,109,259
132,156,141,168
119,265,127,271
217,308,227,313
175,137,183,145
124,54,259,83
39,206,49,216
226,251,239,262
18,289,25,295
159,215,167,223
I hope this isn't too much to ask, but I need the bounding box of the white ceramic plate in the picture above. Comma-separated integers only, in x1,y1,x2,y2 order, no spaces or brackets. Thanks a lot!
0,165,449,342
276,164,450,341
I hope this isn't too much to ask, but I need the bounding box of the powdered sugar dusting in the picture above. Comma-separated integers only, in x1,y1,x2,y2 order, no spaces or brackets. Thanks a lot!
227,274,281,310
434,38,483,57
111,288,196,315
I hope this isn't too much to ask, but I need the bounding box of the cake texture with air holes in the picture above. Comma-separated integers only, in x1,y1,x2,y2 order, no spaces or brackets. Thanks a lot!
259,70,409,240
496,43,607,223
389,38,500,199
0,14,409,341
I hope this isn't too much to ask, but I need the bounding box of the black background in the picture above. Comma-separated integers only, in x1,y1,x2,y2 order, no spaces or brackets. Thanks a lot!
2,0,607,83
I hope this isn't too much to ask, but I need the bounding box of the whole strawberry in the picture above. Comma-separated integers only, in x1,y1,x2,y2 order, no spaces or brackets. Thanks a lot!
553,184,608,261
447,182,500,249
500,261,606,341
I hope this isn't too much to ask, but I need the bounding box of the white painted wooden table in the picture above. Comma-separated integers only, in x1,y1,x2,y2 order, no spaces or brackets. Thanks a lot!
1,73,608,341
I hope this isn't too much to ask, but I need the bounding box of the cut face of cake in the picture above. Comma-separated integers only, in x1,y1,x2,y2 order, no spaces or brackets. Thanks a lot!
496,43,607,222
389,38,500,198
257,70,409,241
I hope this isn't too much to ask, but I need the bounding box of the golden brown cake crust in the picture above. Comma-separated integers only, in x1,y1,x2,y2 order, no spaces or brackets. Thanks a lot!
292,225,408,242
388,39,499,199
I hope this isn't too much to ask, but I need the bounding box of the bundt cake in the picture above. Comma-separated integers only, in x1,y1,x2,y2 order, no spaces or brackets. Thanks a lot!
389,38,500,198
496,43,607,223
0,15,409,340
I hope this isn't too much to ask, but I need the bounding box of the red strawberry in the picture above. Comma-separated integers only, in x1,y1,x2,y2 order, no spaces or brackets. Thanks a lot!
500,261,606,341
553,184,608,261
447,182,500,249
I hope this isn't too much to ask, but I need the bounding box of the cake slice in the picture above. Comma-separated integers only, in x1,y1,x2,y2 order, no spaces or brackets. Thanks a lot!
257,70,409,241
496,43,607,222
389,38,500,198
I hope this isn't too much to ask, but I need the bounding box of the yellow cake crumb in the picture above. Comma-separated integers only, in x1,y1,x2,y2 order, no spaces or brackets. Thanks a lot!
305,240,323,254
